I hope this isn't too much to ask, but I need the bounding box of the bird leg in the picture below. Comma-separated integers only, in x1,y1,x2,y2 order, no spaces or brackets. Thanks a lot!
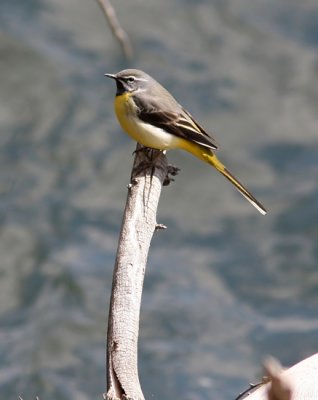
131,147,164,180
131,145,179,186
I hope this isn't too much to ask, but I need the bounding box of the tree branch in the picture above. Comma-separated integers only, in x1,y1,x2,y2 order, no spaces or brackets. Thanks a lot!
105,145,170,400
238,353,318,400
97,0,133,59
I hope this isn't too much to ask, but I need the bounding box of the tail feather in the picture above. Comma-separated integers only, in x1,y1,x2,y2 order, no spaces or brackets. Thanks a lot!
204,153,267,215
221,166,267,215
179,140,267,215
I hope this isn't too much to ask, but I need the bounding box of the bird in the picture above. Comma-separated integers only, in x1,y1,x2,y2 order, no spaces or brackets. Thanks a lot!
105,69,267,215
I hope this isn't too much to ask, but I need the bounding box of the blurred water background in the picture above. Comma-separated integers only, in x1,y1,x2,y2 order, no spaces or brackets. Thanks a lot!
0,0,318,399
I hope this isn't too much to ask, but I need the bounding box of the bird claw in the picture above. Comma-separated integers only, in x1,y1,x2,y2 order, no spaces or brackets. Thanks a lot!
163,164,180,186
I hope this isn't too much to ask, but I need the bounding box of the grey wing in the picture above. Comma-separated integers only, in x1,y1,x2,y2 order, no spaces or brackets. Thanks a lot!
134,95,219,150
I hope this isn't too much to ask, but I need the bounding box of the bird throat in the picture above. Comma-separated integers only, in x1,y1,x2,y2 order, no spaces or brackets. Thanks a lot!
115,80,126,96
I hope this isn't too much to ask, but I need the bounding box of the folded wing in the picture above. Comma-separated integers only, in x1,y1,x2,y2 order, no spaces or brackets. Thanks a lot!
134,96,218,150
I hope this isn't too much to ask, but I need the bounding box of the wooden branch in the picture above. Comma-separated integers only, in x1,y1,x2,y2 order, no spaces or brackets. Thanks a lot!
97,0,133,59
239,353,318,400
105,145,170,400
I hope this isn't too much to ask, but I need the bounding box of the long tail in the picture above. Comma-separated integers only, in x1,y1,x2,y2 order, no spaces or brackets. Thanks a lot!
183,143,267,215
206,152,267,215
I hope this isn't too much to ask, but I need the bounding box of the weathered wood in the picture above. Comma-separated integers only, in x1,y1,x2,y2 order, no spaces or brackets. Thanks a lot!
106,145,169,400
240,354,318,400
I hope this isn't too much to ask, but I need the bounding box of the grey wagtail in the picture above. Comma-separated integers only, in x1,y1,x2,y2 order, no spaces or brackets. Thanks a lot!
105,69,267,215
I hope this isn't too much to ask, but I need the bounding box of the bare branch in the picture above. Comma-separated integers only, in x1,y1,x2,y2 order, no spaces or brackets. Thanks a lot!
97,0,133,59
264,357,292,400
106,145,171,399
241,353,318,400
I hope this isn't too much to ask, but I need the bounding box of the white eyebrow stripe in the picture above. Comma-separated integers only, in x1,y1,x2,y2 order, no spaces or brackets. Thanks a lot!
132,77,148,82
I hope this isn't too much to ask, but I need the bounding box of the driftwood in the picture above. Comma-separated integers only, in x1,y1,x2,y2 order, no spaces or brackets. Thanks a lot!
237,354,318,400
105,145,171,400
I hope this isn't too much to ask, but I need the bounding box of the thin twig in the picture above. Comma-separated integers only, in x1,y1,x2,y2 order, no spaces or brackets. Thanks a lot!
97,0,133,59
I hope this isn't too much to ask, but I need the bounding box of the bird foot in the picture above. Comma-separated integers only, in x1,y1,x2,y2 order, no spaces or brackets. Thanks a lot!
131,147,164,179
163,164,180,186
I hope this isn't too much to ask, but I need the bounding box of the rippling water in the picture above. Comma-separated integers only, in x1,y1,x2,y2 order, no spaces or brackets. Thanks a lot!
0,0,318,399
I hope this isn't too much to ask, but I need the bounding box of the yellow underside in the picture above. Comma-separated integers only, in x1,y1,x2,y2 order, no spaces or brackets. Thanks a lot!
114,92,184,150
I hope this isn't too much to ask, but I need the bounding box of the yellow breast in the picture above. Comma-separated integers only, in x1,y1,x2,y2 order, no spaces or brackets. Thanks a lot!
114,92,138,136
114,93,184,150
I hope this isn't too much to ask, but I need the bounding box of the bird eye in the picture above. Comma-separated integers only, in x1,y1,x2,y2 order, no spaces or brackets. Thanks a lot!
127,76,135,83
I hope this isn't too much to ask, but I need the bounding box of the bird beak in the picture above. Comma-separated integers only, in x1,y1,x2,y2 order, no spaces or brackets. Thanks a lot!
104,73,117,80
